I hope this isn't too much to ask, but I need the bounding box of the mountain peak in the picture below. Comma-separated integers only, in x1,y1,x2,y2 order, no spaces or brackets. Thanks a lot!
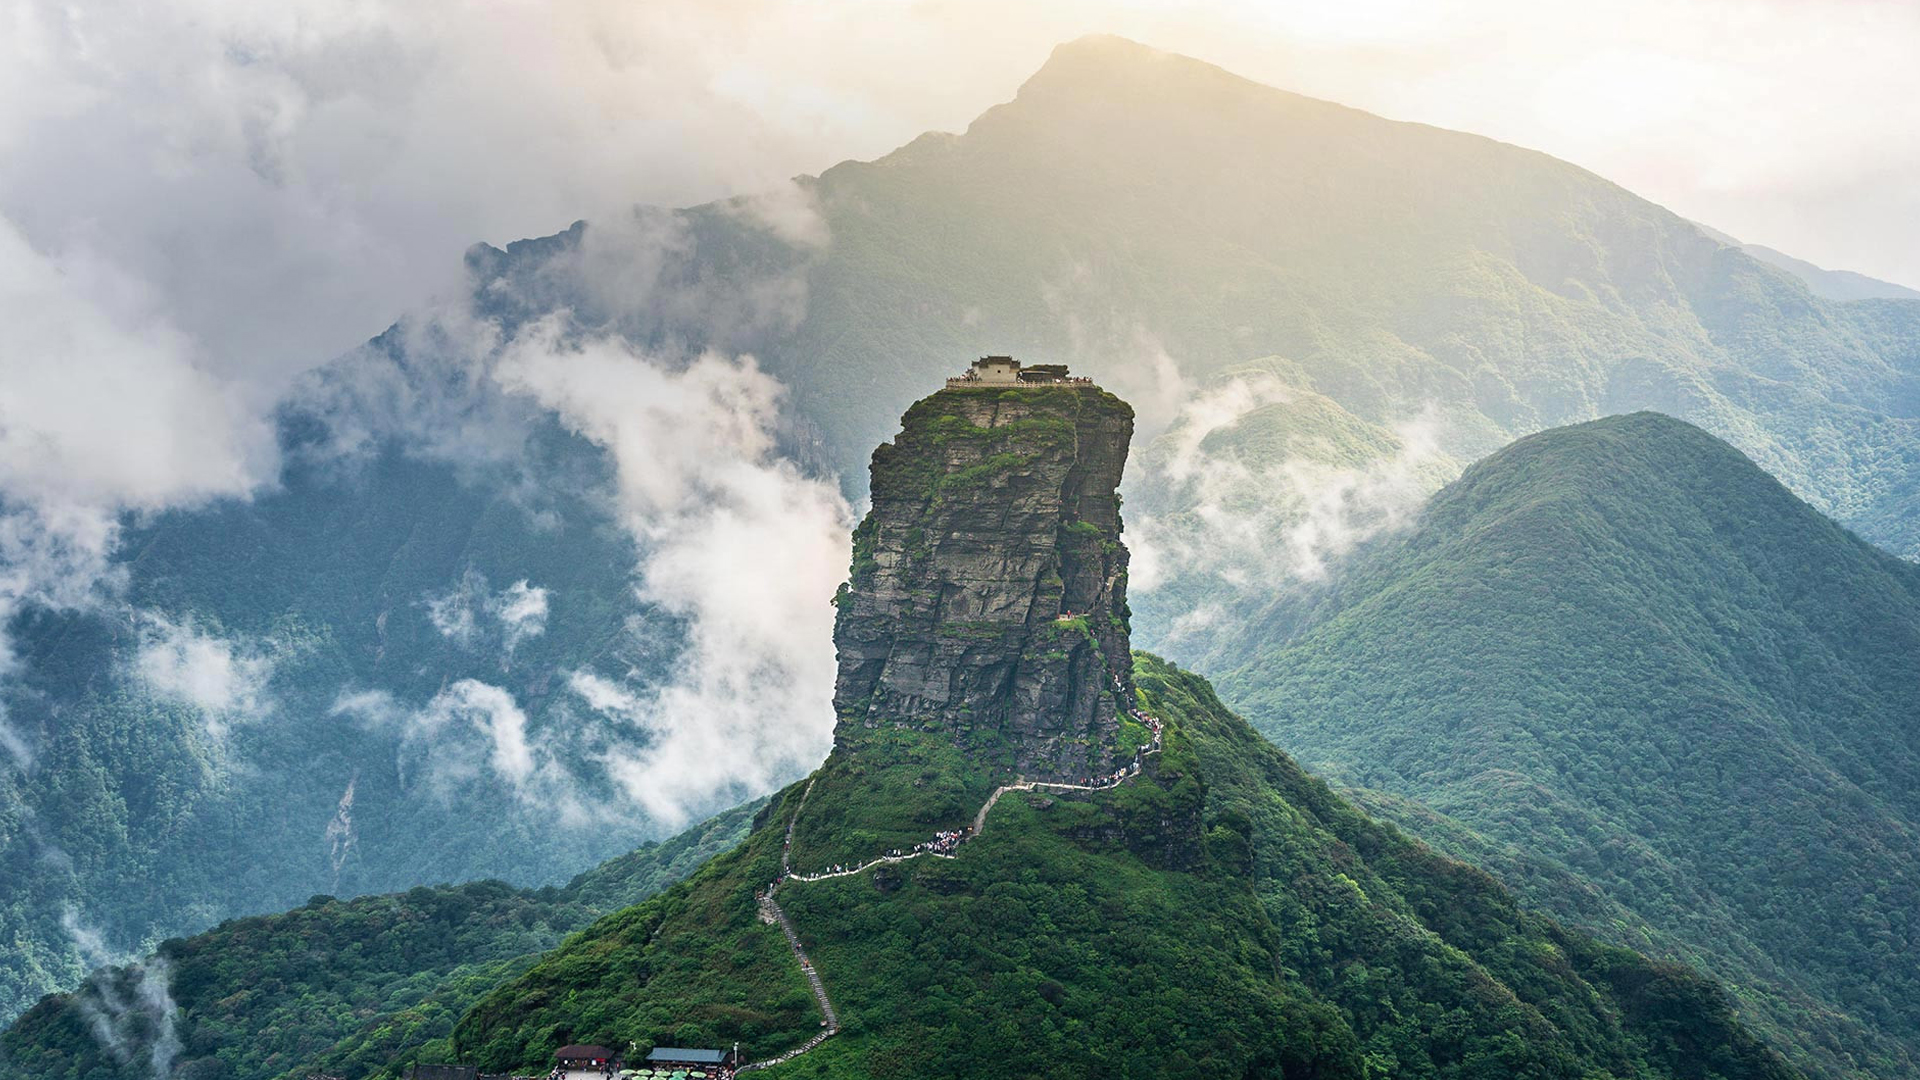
1222,411,1920,1078
796,372,1142,865
1432,411,1866,544
1036,33,1176,71
1012,33,1305,114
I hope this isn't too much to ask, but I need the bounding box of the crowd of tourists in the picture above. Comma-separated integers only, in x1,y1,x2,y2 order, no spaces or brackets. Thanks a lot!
893,828,966,858
1080,762,1137,788
1080,708,1164,789
1130,708,1165,752
544,1060,736,1080
770,825,970,889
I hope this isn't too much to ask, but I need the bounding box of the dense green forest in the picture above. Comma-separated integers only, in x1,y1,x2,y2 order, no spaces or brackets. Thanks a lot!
0,801,755,1080
1213,413,1920,1080
447,656,1795,1080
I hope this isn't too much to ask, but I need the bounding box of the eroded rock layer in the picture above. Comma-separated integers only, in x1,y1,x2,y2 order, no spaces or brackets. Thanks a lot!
831,382,1135,780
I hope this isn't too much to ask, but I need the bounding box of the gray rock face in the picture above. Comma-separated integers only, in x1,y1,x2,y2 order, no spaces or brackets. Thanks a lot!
831,383,1136,780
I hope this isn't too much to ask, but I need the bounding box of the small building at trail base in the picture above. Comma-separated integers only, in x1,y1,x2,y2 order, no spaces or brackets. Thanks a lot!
555,1044,615,1068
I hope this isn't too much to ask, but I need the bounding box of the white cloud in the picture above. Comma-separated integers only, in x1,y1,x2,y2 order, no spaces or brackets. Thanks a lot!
334,680,557,812
425,571,551,657
60,907,181,1080
308,222,846,828
495,581,551,652
2,0,1912,799
1272,415,1444,579
3,0,1909,461
0,0,843,743
329,689,402,727
421,679,536,787
0,221,277,515
1128,372,1455,644
0,0,1908,588
495,321,853,826
0,0,852,388
0,216,277,763
130,616,276,739
424,584,479,645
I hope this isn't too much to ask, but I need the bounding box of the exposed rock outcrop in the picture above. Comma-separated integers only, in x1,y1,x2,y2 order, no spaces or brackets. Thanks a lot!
831,382,1135,780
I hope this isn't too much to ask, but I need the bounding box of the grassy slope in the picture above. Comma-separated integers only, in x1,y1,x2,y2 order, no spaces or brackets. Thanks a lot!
450,655,1796,1080
0,801,758,1080
1216,413,1920,1079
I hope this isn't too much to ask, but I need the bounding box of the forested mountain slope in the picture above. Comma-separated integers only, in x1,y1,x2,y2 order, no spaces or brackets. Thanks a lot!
1691,224,1920,302
0,800,755,1080
448,655,1797,1080
447,33,1920,648
3,386,1820,1080
1215,412,1920,1079
0,406,675,1022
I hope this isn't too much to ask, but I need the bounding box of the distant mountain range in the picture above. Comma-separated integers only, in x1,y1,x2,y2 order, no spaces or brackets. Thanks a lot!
3,33,1917,1046
1693,223,1920,302
1212,413,1920,1079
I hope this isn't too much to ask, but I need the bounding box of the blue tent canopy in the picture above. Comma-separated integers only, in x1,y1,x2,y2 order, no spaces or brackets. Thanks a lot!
645,1048,727,1065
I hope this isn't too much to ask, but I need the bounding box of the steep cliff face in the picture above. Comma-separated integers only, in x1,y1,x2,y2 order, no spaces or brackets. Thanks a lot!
832,383,1135,781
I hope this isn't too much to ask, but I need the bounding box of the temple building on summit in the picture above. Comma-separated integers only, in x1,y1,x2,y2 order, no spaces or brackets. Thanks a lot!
946,355,1091,386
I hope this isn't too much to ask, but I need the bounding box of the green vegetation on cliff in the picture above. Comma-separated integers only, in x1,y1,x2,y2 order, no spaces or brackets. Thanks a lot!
1215,413,1920,1080
785,726,1007,870
449,656,1797,1080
